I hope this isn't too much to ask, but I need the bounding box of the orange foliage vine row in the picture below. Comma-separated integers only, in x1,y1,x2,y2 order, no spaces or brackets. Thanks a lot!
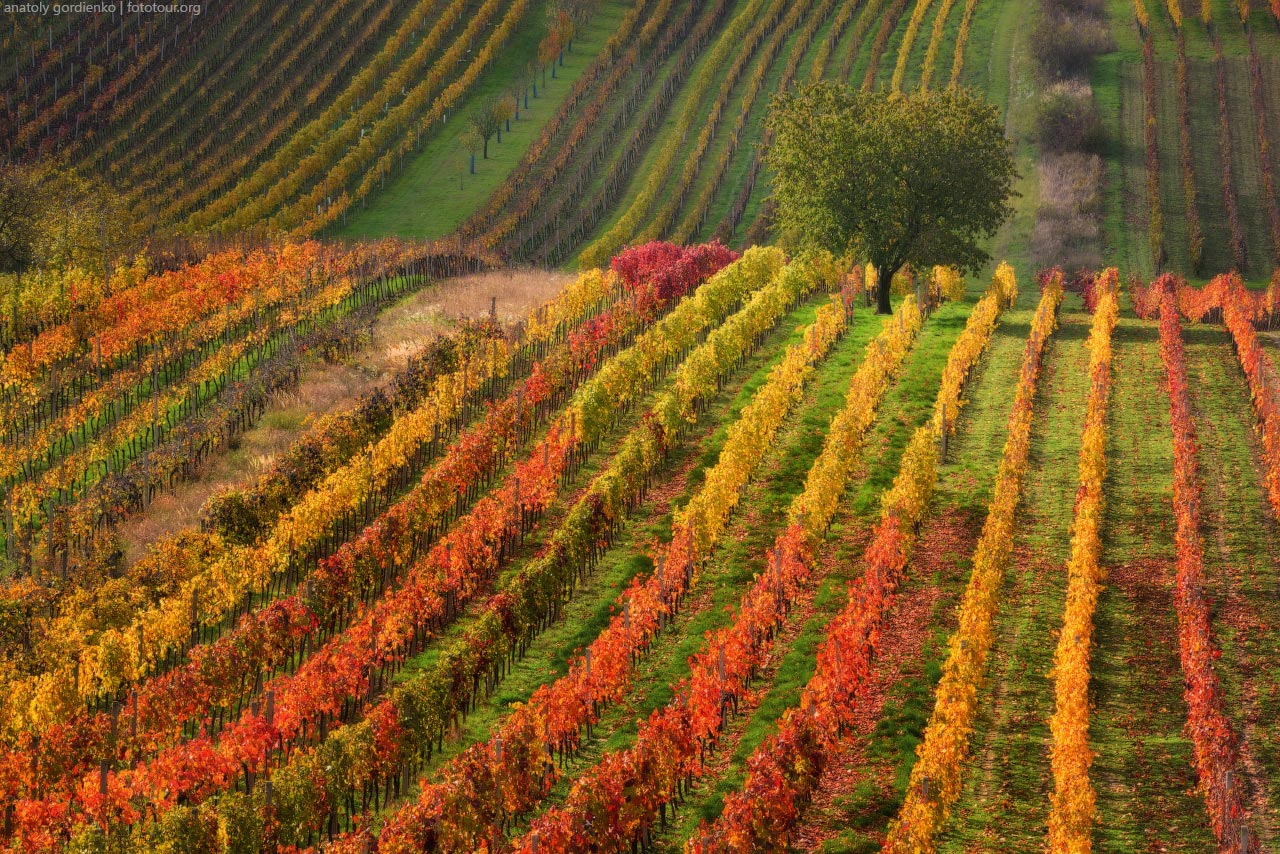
1044,271,1119,853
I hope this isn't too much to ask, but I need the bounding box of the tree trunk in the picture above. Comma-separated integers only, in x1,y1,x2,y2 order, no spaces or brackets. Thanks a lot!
876,274,892,314
483,138,489,159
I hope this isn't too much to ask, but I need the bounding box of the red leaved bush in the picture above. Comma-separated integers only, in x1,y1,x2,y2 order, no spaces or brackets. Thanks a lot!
611,241,739,303
1157,283,1256,852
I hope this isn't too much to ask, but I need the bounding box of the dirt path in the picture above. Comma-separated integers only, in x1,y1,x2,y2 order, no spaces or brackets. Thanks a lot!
120,268,575,562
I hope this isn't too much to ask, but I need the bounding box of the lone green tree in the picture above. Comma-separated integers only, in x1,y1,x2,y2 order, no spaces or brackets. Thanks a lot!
766,84,1016,313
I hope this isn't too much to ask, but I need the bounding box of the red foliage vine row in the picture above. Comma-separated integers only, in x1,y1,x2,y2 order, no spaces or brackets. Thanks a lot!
1156,281,1256,853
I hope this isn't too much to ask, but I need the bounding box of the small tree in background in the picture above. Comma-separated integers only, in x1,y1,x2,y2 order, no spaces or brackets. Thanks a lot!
461,127,483,173
511,72,529,118
469,104,502,159
550,5,574,62
767,83,1016,314
492,98,515,141
538,25,560,82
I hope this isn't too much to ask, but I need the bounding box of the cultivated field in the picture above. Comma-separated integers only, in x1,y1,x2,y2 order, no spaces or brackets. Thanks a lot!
2,0,1280,852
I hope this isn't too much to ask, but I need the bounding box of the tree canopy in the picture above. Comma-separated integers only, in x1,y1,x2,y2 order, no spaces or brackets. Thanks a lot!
766,84,1016,313
0,164,134,277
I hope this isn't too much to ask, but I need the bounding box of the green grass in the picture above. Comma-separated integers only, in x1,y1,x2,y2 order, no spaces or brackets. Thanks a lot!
331,0,633,239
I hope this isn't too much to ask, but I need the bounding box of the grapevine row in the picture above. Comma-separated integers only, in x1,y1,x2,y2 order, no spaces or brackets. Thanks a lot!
1245,26,1280,266
877,270,1064,852
918,0,959,91
288,252,839,853
515,292,930,854
1044,271,1119,853
692,263,1027,852
1211,29,1248,271
948,0,981,87
186,0,482,232
637,0,808,245
890,0,939,94
4,245,761,850
861,0,913,92
295,0,534,234
0,268,614,783
1156,281,1256,853
124,0,409,227
1173,29,1205,273
674,0,838,244
2,257,631,737
7,248,476,573
578,0,783,267
530,0,736,266
1141,32,1165,269
456,0,669,250
372,269,849,854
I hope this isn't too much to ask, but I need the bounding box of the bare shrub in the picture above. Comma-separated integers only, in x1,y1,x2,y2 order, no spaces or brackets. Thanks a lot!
1037,81,1107,154
1034,0,1116,81
1033,152,1105,270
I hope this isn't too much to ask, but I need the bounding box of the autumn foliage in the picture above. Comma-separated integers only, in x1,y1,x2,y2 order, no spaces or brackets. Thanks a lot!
691,264,1020,853
1157,283,1256,853
1045,270,1118,854
879,269,1061,853
0,243,740,850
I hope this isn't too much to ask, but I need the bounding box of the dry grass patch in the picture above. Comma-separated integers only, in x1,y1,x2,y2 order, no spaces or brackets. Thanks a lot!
119,267,576,563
